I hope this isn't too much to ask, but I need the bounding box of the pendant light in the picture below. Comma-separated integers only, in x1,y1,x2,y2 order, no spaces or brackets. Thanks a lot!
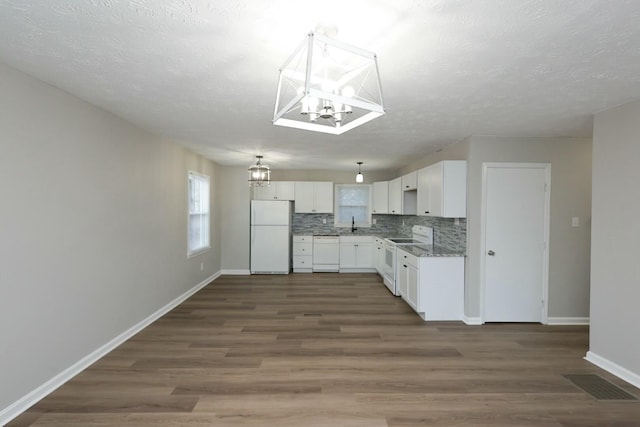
248,155,271,187
355,161,364,183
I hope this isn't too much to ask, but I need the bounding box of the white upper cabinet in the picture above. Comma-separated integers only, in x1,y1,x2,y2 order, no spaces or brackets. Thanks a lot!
388,177,402,214
372,181,389,214
402,170,417,191
294,182,334,213
253,181,295,200
417,160,467,218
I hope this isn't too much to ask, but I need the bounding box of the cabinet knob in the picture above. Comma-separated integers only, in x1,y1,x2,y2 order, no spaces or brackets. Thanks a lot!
425,211,429,214
403,264,407,268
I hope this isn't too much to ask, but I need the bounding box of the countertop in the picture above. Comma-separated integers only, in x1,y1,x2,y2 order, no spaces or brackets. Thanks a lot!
398,244,466,257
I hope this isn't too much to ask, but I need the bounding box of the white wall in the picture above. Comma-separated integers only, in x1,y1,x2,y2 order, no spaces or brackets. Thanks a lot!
588,100,640,385
0,62,221,418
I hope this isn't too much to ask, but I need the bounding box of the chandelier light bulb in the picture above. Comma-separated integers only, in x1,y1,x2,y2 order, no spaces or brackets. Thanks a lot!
355,161,364,183
342,86,355,98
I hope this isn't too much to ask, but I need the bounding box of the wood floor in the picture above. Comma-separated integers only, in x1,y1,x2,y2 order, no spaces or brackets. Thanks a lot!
8,273,640,426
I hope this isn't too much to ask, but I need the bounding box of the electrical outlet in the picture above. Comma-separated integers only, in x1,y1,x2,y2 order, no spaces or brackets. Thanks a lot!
322,218,326,224
402,220,405,226
571,217,580,227
200,262,204,271
372,218,377,225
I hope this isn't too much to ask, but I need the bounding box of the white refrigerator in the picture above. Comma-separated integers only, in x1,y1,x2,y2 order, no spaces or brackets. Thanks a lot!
250,200,291,274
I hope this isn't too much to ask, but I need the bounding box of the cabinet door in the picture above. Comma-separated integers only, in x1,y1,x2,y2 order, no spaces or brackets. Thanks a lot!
441,160,467,218
372,181,389,214
388,177,402,214
406,264,419,310
253,185,277,200
355,243,374,268
427,162,444,217
374,243,384,274
339,244,357,268
294,182,315,213
402,171,417,191
417,167,431,216
313,182,334,213
275,182,295,200
397,261,408,297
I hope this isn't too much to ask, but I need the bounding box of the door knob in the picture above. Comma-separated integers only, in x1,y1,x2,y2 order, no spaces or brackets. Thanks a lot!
487,250,495,256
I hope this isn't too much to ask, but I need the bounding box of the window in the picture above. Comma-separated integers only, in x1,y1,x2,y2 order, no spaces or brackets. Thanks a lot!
188,171,210,257
334,184,372,228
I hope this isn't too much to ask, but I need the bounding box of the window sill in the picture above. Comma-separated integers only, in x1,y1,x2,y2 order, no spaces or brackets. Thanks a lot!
188,246,211,259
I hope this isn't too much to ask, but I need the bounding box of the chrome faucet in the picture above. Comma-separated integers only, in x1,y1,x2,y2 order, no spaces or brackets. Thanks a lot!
351,216,358,233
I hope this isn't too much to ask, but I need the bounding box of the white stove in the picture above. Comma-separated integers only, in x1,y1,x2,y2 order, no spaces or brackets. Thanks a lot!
382,226,433,295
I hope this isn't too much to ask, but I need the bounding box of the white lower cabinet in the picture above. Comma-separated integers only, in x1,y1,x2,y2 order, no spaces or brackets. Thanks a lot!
373,237,385,275
396,247,464,321
339,236,374,272
293,235,313,273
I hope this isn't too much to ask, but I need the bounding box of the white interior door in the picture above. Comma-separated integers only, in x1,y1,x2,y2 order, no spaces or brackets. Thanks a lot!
483,164,549,322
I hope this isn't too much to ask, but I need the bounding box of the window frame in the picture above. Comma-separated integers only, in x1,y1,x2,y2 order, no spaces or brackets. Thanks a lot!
334,184,372,228
187,170,211,258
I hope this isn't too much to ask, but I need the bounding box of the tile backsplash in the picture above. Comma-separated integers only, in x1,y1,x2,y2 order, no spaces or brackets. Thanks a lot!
292,213,466,252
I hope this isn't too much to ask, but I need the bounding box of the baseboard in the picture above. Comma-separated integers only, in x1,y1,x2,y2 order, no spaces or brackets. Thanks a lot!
338,268,377,273
463,315,483,325
585,351,640,389
0,271,221,426
221,269,250,275
547,316,590,325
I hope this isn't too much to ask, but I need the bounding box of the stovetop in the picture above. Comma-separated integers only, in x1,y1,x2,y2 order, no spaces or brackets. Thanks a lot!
386,238,424,244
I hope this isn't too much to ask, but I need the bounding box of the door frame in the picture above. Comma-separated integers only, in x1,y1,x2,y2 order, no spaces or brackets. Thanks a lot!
479,162,551,324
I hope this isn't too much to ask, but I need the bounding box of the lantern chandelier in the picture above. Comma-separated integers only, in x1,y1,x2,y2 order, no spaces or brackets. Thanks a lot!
273,29,385,135
248,155,271,187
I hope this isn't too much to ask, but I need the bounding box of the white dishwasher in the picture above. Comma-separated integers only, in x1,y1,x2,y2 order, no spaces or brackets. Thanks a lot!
312,235,340,272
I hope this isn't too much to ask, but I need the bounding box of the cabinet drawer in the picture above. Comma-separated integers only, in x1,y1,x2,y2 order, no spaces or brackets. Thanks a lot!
293,255,312,268
293,235,312,243
397,248,418,268
340,236,372,244
293,242,312,255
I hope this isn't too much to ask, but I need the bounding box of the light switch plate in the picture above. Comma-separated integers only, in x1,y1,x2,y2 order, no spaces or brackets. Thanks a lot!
571,217,580,227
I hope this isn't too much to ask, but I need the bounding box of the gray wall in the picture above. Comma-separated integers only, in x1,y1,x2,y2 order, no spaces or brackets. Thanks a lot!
219,166,251,272
412,137,592,320
466,137,592,320
397,140,471,175
590,100,640,379
270,169,394,183
0,63,221,413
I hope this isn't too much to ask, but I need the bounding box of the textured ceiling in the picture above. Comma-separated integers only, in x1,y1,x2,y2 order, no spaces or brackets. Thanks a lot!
1,0,640,171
